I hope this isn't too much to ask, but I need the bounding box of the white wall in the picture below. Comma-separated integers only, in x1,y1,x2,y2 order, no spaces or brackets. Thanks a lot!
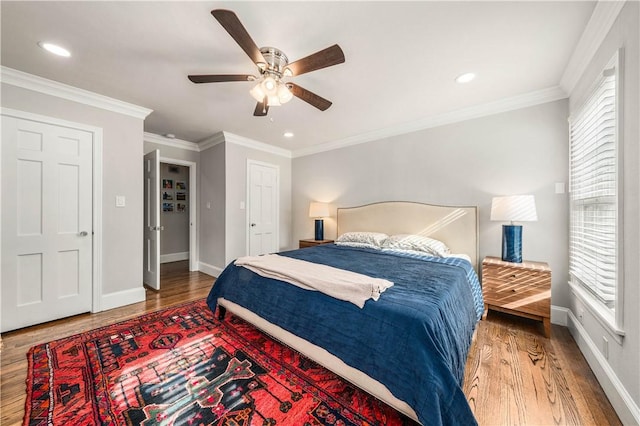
293,99,570,305
196,137,293,271
566,2,639,424
199,142,226,273
2,83,146,303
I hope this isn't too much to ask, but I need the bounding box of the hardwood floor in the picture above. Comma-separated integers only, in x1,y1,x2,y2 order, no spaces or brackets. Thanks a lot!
465,311,621,425
0,261,621,425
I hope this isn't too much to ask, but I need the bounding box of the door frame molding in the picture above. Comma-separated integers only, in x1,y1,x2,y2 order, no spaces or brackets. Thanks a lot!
246,159,280,256
1,107,104,312
159,157,198,271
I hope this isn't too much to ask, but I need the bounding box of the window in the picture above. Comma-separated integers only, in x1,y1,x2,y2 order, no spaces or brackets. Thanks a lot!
569,51,622,332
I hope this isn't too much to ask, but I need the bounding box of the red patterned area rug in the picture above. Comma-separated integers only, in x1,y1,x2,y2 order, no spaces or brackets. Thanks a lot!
25,300,417,425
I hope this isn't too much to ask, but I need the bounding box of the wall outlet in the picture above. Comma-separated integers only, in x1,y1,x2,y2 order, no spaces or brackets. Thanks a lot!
115,195,126,207
602,336,609,359
578,308,584,323
206,202,211,209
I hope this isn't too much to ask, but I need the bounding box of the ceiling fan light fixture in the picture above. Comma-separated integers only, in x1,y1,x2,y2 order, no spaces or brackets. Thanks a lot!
267,95,281,107
249,84,266,102
261,76,278,96
277,83,293,104
192,9,345,117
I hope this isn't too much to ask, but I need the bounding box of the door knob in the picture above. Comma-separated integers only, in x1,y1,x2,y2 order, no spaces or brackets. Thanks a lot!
78,231,88,236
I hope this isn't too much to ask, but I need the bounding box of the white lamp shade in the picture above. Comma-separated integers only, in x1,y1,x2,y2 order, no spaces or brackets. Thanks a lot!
249,84,266,102
490,195,538,222
277,83,293,103
309,202,330,218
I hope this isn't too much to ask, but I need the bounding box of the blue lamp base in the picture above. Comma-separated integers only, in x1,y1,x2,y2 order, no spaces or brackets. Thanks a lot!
502,224,523,263
314,219,324,241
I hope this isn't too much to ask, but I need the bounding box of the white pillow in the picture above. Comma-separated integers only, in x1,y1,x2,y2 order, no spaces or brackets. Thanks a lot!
334,241,382,250
383,234,451,257
335,231,389,248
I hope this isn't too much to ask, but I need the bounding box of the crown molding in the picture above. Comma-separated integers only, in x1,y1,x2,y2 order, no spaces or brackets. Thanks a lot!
560,1,626,95
292,85,567,158
1,66,153,119
143,132,199,151
198,132,226,151
221,131,292,158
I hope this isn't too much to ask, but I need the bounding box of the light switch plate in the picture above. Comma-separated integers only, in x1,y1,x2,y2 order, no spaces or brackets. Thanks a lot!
116,195,126,207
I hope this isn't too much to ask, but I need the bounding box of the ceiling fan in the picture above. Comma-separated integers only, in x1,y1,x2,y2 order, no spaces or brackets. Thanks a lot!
188,9,345,117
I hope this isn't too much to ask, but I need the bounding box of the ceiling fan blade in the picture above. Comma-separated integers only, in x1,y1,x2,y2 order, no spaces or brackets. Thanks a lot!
211,9,266,66
288,83,332,111
285,44,345,76
253,98,269,116
188,74,255,83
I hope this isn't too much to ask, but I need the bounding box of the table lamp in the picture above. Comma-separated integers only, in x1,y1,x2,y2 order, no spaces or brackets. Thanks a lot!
490,195,537,263
309,202,330,241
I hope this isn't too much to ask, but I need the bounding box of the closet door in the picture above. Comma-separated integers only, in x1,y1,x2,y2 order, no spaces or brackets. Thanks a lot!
1,115,93,331
247,160,278,256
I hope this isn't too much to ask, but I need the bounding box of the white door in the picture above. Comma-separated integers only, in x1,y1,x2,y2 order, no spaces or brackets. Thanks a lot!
247,161,278,256
1,115,93,332
143,149,160,290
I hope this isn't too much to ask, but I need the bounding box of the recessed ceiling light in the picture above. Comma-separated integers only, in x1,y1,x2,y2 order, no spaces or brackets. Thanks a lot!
283,132,294,138
38,41,71,57
455,72,476,84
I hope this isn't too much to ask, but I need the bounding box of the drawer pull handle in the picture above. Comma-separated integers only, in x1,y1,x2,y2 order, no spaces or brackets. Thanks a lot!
511,274,517,278
511,289,517,292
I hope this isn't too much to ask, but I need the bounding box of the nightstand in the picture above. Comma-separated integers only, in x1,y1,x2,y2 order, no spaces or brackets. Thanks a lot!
482,256,551,337
299,239,334,249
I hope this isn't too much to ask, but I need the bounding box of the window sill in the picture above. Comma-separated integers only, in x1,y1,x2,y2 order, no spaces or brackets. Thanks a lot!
568,280,625,344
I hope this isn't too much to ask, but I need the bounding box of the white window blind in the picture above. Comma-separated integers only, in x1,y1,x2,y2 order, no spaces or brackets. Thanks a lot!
569,63,618,310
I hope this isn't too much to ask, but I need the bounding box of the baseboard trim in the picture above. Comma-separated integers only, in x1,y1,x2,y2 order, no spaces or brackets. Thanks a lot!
566,309,640,425
99,287,146,312
198,261,223,278
160,252,189,264
551,305,569,326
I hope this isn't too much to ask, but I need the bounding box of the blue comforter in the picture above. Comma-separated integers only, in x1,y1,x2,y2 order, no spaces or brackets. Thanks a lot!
206,244,481,425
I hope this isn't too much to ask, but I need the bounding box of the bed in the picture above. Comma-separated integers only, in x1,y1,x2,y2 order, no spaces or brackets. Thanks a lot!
206,201,482,425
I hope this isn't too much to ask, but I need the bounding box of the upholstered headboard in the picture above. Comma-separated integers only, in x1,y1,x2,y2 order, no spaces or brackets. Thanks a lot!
337,201,479,269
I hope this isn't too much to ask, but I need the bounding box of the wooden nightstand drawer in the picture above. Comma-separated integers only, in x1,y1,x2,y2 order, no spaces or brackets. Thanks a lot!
299,239,334,249
482,256,551,337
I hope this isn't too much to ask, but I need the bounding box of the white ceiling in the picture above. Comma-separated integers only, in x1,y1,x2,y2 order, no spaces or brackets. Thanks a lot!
1,1,596,151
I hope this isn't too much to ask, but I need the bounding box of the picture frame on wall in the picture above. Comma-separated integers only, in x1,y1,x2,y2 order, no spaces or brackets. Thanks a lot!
162,191,173,201
162,179,173,189
177,203,186,212
176,192,186,201
162,202,174,212
176,181,187,190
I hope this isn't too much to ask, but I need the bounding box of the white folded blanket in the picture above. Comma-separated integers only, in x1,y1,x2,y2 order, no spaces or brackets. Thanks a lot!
234,254,394,308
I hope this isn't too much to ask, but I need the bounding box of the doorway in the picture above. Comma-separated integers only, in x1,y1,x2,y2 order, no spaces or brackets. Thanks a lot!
159,162,190,264
143,154,198,290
